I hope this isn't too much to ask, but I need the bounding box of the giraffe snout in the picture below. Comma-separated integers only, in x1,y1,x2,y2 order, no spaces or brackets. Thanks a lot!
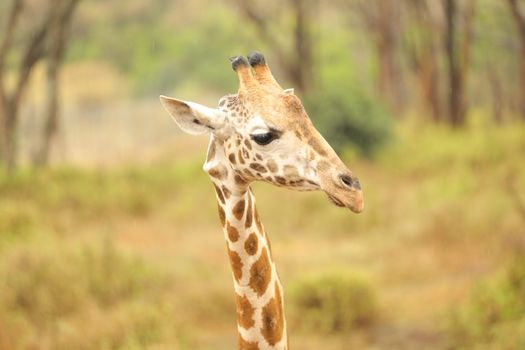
319,171,364,214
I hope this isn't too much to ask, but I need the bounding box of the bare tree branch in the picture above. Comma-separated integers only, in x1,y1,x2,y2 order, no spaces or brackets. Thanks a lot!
234,0,315,91
36,0,81,166
1,0,81,171
11,12,52,107
234,0,291,76
0,0,24,100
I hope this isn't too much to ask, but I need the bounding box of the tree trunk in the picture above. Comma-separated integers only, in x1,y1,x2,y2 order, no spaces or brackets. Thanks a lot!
409,0,442,123
35,0,80,166
0,0,24,170
488,66,503,123
507,0,525,120
291,0,315,92
36,52,60,166
445,0,462,126
444,0,475,127
376,0,403,112
420,48,442,122
2,100,19,172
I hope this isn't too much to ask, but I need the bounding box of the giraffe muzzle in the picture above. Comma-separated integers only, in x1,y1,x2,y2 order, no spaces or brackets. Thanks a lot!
340,174,364,213
320,172,364,213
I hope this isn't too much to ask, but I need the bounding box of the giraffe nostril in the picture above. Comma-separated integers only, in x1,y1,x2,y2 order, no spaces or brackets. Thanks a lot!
340,175,353,188
340,174,360,190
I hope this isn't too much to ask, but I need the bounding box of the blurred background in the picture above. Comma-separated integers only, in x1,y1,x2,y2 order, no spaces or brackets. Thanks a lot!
0,0,524,349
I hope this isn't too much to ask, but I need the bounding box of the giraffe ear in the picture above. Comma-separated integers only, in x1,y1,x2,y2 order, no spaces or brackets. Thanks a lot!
160,95,226,135
283,88,294,95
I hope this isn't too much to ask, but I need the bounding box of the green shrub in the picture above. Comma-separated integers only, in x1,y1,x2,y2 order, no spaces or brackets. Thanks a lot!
289,271,377,333
448,256,525,349
305,82,392,157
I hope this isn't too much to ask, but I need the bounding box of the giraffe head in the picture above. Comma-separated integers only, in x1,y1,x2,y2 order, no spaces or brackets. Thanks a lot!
160,52,364,213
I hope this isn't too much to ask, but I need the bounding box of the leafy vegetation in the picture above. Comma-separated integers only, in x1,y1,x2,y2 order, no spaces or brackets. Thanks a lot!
305,82,392,156
449,255,525,349
289,271,377,333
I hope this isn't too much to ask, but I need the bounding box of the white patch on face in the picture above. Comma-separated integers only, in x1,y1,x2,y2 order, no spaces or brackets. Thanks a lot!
246,116,271,135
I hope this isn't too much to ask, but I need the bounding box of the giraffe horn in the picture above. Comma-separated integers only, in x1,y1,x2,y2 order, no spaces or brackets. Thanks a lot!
247,52,282,91
230,55,259,94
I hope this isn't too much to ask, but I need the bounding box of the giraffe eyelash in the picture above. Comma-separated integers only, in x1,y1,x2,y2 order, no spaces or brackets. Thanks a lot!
250,128,282,146
251,132,276,145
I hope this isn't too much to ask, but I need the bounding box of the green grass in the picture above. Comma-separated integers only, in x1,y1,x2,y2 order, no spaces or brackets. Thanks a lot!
0,122,524,349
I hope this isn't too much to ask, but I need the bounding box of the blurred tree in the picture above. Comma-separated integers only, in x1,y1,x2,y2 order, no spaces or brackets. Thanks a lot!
235,0,317,92
0,0,41,172
346,0,405,114
506,0,525,120
444,0,476,127
487,65,504,124
35,0,81,166
0,0,80,172
305,81,392,157
405,0,443,122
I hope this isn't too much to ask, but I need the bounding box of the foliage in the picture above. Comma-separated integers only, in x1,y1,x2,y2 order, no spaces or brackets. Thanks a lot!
67,1,255,95
448,255,525,349
289,271,377,333
305,81,393,156
0,238,171,349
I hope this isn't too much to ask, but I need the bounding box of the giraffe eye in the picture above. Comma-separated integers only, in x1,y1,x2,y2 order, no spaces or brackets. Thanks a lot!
251,132,276,146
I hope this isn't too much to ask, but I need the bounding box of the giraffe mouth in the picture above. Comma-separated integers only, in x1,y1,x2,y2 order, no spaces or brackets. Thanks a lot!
324,189,364,213
327,194,345,207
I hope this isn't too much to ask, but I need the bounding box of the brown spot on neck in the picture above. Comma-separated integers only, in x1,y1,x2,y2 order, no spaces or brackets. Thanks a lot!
232,199,246,221
226,222,240,242
221,185,232,199
235,293,255,329
248,247,272,297
228,247,243,282
208,165,228,180
254,208,264,234
235,174,247,186
245,193,253,228
214,184,225,204
218,204,226,227
260,281,285,346
244,233,258,255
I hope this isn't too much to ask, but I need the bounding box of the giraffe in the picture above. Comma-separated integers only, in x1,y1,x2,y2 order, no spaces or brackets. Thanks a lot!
160,52,364,350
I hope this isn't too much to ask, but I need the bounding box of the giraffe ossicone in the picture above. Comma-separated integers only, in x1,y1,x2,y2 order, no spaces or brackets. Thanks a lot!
160,52,364,350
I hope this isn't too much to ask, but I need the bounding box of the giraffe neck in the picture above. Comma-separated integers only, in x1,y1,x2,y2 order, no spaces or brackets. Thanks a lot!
210,177,288,350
